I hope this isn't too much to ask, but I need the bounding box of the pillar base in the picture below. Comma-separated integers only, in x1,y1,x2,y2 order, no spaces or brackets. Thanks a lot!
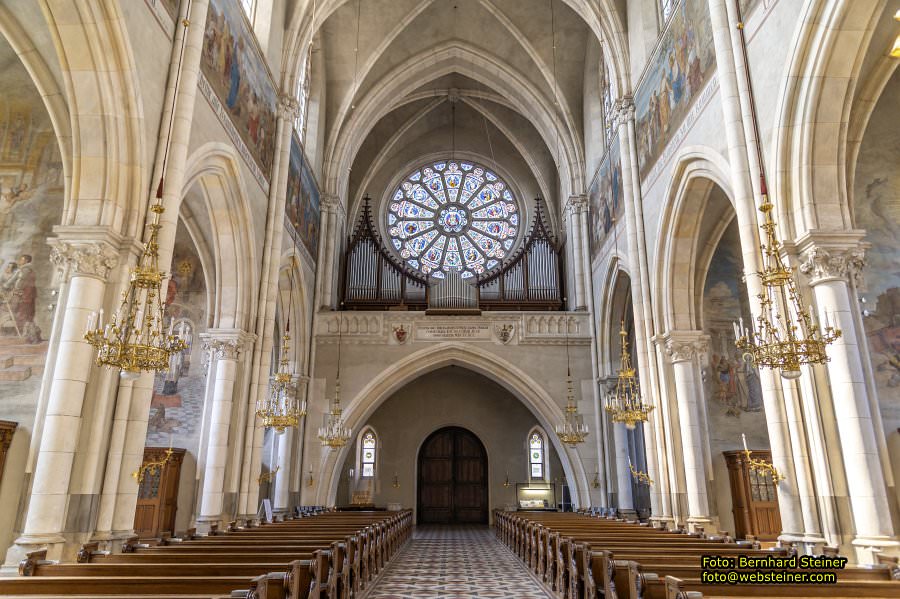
195,516,222,534
4,534,66,569
777,532,827,555
852,536,900,565
649,516,675,530
616,508,638,522
686,517,713,535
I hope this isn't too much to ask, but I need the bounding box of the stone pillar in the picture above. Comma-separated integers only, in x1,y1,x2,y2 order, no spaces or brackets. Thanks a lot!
240,94,300,519
798,239,899,562
616,99,670,525
273,427,294,515
316,196,341,310
612,422,635,518
565,195,588,310
664,332,711,531
290,375,310,507
197,331,252,530
7,240,118,561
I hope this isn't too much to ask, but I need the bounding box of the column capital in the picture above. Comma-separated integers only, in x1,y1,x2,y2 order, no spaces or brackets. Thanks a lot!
614,97,635,125
662,330,709,363
321,194,342,216
565,194,589,215
48,238,120,282
794,231,868,287
278,94,301,121
200,329,256,361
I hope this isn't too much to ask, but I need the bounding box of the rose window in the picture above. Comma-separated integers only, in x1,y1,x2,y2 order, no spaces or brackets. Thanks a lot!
386,160,520,279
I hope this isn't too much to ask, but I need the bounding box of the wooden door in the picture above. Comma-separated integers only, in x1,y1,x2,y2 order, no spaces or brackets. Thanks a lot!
724,449,781,540
134,447,185,538
418,427,487,524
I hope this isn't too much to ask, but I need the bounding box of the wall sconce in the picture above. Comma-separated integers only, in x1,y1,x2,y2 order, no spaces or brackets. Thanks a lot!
258,465,279,485
591,472,600,489
306,467,314,487
742,434,784,484
392,474,400,489
503,472,512,488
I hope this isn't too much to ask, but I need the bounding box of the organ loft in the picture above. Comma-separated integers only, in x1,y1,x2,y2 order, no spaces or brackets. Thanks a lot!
0,0,897,597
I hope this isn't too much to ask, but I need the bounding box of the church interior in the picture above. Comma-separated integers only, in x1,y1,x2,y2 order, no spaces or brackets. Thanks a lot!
0,0,898,597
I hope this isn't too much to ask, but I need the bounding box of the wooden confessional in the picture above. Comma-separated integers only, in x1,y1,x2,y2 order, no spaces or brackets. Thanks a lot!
133,446,186,538
723,449,781,540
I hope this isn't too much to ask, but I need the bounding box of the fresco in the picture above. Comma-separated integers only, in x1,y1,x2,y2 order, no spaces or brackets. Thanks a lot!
588,133,623,258
854,70,900,433
702,221,763,418
286,134,321,260
634,0,716,179
201,0,277,180
0,39,64,429
144,222,208,455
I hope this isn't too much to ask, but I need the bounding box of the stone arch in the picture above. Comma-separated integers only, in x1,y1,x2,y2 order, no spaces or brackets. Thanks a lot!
596,253,630,372
315,342,591,507
654,148,737,332
771,0,888,238
181,143,258,331
275,250,311,371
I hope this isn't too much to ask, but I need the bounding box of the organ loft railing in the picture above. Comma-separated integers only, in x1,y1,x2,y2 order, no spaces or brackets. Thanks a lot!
341,197,564,311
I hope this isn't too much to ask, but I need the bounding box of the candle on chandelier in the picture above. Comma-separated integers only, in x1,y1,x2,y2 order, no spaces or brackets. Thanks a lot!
742,433,749,453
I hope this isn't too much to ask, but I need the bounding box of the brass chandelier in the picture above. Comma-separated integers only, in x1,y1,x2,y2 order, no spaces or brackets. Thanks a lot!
731,3,839,380
85,16,193,379
556,317,589,447
605,321,653,429
85,201,186,379
256,262,305,433
318,311,351,448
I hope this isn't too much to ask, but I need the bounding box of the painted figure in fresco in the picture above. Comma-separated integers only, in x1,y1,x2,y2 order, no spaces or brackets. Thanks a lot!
227,37,243,110
1,254,41,343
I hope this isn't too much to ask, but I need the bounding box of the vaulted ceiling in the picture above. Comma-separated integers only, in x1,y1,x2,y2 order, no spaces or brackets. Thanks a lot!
287,0,626,230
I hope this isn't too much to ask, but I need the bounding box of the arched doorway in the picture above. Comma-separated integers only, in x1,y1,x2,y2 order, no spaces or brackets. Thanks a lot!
417,426,488,524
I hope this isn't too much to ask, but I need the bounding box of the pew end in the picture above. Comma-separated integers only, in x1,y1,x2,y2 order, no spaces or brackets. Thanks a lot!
665,575,703,599
18,549,55,576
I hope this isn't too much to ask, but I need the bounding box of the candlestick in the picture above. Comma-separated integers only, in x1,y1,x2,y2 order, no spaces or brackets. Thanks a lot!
742,433,749,453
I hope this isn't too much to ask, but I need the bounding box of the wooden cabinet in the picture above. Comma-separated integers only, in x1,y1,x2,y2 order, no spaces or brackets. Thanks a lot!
724,449,781,541
133,447,185,538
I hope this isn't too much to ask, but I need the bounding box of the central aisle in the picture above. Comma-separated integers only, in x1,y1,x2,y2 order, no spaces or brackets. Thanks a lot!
365,525,553,599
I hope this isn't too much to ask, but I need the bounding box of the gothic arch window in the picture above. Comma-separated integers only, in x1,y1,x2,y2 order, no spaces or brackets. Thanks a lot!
294,49,311,139
528,427,548,481
600,46,615,148
386,159,521,280
240,0,257,21
358,428,378,478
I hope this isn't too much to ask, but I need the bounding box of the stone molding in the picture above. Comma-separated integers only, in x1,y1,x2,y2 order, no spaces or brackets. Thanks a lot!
277,94,301,121
614,97,635,125
200,329,256,361
566,194,589,216
48,240,119,282
662,331,709,363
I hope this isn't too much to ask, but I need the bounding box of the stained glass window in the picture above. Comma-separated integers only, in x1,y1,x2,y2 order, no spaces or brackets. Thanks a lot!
600,47,615,148
361,430,376,478
386,160,520,279
529,432,545,480
295,49,311,139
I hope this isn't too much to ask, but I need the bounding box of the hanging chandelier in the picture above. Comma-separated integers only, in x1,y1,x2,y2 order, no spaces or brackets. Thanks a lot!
556,317,589,447
318,311,351,448
605,321,653,429
257,261,305,432
731,3,839,380
84,16,194,379
84,201,186,379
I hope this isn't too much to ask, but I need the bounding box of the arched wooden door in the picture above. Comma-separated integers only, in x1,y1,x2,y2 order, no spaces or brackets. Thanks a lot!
417,427,488,524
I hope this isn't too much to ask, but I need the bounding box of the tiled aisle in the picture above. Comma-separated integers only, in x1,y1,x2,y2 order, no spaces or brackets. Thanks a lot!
363,525,553,599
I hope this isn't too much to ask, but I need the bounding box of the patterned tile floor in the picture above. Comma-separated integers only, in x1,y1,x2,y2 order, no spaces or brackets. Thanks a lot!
363,525,553,599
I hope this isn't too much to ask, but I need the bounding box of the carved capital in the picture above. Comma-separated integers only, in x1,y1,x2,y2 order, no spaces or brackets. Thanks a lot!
664,332,708,363
200,329,256,361
799,246,866,286
48,241,119,282
278,95,301,121
566,195,589,216
320,194,341,215
614,97,635,126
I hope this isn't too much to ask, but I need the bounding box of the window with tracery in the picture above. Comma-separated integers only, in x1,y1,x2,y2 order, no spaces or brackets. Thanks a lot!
600,48,615,148
529,431,545,480
240,0,256,21
294,49,312,139
360,430,377,478
660,0,678,22
387,160,520,279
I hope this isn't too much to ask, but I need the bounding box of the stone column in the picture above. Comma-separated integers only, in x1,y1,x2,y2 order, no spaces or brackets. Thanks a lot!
798,239,899,562
273,427,294,515
616,99,670,525
565,195,588,310
664,332,711,531
316,196,341,310
240,94,300,519
8,240,118,561
197,331,252,530
612,422,635,517
290,375,310,507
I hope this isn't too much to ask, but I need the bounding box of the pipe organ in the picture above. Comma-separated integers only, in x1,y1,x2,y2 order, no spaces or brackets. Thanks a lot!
342,198,563,311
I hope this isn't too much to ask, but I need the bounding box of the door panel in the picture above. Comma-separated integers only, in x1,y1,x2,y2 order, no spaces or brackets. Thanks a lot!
418,427,487,524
